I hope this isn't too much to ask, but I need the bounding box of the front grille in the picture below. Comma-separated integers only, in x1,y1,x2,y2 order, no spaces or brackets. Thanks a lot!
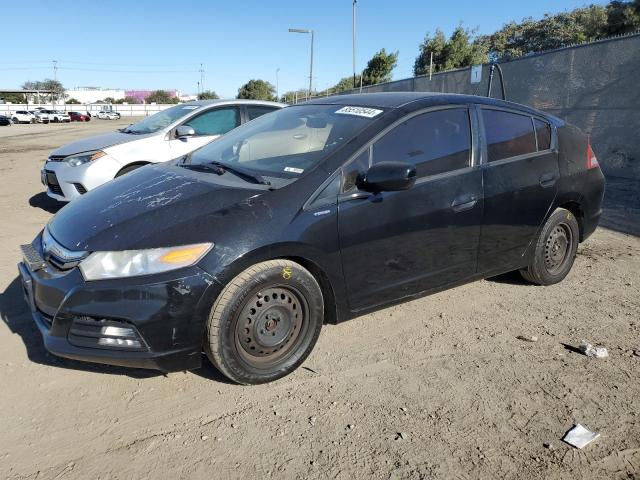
44,170,64,197
47,155,66,162
73,183,87,194
68,316,147,351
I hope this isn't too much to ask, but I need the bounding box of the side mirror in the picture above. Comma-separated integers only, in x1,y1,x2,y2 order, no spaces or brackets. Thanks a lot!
358,161,417,193
176,125,195,139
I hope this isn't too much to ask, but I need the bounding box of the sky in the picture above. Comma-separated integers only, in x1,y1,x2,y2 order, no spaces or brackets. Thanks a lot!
1,0,605,98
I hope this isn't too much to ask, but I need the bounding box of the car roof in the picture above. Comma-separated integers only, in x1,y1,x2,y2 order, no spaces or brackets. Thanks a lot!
182,99,286,108
304,92,554,120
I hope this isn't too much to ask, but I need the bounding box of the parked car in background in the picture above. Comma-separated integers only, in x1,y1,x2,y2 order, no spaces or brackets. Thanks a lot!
11,111,36,124
0,115,12,126
47,110,71,123
69,111,90,122
20,93,605,384
96,111,120,120
33,110,50,124
41,99,284,201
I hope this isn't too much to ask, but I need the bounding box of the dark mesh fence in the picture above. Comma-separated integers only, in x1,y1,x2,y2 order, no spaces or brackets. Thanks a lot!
348,34,640,179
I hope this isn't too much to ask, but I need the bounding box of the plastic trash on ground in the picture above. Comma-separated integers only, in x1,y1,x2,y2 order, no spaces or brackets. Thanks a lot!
562,424,600,449
579,341,609,358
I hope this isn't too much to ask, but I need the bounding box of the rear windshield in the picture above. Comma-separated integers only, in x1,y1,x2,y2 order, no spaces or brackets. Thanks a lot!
189,104,383,179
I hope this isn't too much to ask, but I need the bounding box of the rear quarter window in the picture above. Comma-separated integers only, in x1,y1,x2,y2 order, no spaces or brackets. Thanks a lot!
534,118,552,150
482,109,536,162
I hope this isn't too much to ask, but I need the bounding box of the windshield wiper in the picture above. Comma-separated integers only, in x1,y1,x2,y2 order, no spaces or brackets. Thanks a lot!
180,163,225,174
206,161,270,186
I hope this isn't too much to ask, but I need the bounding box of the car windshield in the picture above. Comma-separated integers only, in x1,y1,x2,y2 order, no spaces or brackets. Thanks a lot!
124,104,200,134
188,104,383,179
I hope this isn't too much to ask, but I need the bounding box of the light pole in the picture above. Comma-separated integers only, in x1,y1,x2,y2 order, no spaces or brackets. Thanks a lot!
289,28,314,99
276,68,280,101
352,0,357,88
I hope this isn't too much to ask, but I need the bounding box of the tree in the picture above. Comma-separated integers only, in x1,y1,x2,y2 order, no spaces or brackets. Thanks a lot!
145,90,179,104
198,90,219,100
100,97,117,104
474,1,640,62
362,48,399,85
66,98,81,104
237,79,276,101
0,92,26,103
114,96,140,104
21,78,65,102
414,26,487,76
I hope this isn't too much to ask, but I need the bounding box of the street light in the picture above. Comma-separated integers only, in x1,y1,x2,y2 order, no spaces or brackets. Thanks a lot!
276,68,280,101
353,0,357,88
288,28,314,99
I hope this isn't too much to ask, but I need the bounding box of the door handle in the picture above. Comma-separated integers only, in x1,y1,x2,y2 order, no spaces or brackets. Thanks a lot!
539,173,558,188
451,195,477,213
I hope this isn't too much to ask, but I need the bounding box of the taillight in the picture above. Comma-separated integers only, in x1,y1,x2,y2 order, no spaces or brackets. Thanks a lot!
587,138,599,169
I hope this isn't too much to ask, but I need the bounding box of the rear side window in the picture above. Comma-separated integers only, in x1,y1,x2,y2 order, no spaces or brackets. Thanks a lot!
185,107,240,136
534,118,552,151
247,105,278,121
482,109,536,162
372,108,471,178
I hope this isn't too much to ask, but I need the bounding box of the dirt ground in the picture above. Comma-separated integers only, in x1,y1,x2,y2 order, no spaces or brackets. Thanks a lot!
0,120,638,480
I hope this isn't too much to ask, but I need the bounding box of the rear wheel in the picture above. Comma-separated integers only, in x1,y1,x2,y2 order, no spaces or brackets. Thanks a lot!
520,208,579,285
205,260,324,384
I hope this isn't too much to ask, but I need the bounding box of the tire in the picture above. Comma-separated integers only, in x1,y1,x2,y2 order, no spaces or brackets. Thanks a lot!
115,164,145,177
12,117,19,124
520,208,579,285
204,259,324,384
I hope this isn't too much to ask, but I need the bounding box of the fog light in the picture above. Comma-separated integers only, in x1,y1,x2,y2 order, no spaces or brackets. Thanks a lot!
98,337,141,348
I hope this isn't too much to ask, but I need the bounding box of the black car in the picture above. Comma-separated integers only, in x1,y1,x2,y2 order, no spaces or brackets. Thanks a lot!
19,93,605,384
0,115,12,126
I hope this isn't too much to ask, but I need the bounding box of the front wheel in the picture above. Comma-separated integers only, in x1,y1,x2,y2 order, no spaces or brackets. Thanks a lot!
204,260,324,384
520,208,579,285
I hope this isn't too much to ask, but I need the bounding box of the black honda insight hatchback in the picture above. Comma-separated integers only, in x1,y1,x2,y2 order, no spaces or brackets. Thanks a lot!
19,93,605,384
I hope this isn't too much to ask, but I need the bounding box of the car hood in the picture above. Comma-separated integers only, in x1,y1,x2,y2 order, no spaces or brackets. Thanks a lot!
51,130,154,156
47,165,267,252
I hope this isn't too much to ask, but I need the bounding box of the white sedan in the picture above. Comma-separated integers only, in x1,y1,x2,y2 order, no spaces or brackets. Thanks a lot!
96,111,120,120
41,99,284,201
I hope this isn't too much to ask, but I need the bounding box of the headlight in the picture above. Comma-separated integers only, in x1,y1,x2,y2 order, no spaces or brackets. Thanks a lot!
79,243,213,281
65,150,106,167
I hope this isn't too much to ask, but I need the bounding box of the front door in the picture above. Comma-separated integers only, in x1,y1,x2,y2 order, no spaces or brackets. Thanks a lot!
337,107,484,312
477,107,559,273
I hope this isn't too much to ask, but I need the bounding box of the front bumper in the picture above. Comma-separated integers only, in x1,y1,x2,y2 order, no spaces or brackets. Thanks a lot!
42,154,123,201
18,249,222,372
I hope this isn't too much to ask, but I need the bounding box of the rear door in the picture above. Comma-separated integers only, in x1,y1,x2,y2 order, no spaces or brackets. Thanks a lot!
337,106,483,311
168,106,241,158
477,106,559,273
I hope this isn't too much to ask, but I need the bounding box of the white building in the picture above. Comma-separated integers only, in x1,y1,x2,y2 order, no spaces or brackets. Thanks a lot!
65,87,125,104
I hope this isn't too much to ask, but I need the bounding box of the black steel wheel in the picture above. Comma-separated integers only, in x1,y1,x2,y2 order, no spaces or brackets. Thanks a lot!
205,260,324,384
520,208,579,285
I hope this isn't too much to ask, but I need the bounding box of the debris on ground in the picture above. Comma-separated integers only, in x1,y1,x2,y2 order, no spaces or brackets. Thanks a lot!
517,335,539,342
395,432,408,441
579,341,609,358
562,424,600,449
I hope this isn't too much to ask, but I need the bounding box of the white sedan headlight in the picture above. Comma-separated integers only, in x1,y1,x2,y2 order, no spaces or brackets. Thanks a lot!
65,150,106,167
79,243,213,281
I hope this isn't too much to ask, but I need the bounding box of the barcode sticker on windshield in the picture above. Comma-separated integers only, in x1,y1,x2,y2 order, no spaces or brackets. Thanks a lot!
335,106,383,118
284,167,304,174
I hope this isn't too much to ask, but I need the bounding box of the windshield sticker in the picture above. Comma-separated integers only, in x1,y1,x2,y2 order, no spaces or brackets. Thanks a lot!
335,106,383,118
284,167,304,174
182,106,199,110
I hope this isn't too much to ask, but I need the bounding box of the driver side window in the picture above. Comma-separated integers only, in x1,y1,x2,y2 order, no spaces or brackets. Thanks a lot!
184,107,240,136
